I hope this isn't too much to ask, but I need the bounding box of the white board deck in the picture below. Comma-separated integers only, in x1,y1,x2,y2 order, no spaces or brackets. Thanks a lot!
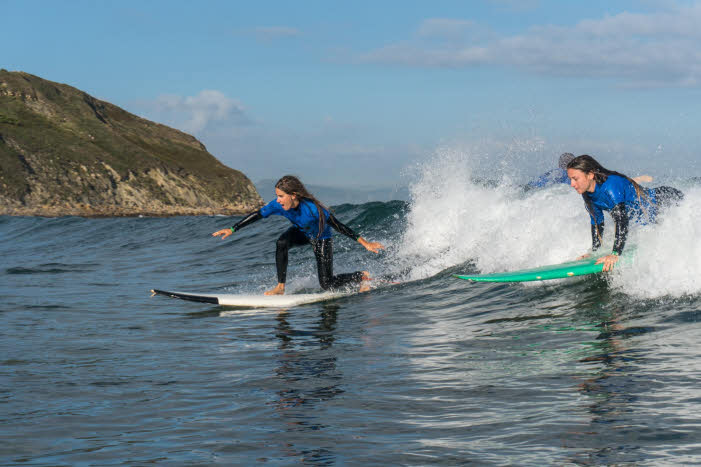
151,289,348,307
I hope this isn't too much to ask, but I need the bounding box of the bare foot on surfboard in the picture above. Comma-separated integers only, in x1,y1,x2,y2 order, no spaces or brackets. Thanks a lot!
264,283,285,295
359,271,371,293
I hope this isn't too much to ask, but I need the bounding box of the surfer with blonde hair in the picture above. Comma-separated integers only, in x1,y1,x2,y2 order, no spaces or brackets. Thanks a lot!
213,175,385,295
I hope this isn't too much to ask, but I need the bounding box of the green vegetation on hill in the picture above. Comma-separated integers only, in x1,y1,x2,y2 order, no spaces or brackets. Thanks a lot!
0,70,262,216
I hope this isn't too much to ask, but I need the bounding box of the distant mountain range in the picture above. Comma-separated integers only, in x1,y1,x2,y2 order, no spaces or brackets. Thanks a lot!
254,179,409,206
0,70,262,216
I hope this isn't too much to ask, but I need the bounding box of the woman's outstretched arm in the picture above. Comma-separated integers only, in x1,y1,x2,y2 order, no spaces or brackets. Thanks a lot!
212,211,263,239
328,214,385,253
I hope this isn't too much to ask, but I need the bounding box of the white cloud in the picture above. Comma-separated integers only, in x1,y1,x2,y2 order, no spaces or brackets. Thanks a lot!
359,3,701,87
151,90,249,134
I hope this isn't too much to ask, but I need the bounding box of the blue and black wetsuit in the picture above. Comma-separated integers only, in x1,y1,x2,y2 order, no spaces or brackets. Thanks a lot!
231,199,365,290
527,168,570,188
582,175,683,254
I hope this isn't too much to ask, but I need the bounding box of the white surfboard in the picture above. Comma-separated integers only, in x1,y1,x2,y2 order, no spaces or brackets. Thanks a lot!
150,288,348,307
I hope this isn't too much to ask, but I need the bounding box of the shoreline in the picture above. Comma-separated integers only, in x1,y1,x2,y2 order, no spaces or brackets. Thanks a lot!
0,205,258,218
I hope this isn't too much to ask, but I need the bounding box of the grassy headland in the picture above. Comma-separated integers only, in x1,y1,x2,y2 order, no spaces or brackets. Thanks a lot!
0,70,262,216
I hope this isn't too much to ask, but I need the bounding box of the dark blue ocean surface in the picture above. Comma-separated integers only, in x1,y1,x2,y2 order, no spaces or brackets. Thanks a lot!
2,183,701,465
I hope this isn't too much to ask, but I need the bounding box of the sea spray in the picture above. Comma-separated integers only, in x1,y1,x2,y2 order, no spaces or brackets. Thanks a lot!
610,186,701,299
393,150,701,299
393,149,619,281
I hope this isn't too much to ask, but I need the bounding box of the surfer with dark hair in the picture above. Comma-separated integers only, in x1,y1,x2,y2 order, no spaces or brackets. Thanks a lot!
213,175,385,295
566,155,683,271
528,152,652,189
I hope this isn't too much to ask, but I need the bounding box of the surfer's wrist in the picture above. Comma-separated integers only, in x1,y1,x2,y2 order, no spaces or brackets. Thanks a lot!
230,227,236,233
611,251,619,256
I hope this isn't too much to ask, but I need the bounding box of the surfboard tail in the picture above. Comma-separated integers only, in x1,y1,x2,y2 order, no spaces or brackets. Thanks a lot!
150,289,219,304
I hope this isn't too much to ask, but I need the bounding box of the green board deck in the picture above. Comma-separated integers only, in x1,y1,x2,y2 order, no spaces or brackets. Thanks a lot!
454,257,609,283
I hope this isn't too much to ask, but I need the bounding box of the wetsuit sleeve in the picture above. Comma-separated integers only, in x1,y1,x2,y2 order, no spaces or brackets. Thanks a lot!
527,168,569,188
327,214,360,241
556,170,570,185
527,169,556,188
527,173,550,188
582,194,604,226
231,210,263,232
591,222,604,251
610,203,629,255
589,204,604,225
259,199,282,218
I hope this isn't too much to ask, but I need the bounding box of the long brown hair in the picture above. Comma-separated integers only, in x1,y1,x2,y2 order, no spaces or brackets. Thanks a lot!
275,175,330,239
566,154,650,223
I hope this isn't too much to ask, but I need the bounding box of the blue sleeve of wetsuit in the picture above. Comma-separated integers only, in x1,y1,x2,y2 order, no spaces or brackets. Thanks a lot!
610,203,629,254
528,168,569,188
259,199,283,218
589,204,604,225
527,170,554,188
556,170,571,184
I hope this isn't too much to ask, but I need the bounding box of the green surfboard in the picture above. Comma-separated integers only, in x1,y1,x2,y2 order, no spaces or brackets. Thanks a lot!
454,257,610,283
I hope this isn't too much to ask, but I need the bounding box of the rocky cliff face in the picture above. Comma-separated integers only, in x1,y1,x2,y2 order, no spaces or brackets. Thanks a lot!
0,70,263,216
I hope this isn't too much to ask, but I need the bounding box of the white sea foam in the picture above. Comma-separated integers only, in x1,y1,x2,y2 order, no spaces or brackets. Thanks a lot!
609,186,701,298
395,149,701,299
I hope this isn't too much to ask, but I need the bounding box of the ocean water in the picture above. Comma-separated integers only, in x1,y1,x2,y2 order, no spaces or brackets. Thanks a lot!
2,154,701,465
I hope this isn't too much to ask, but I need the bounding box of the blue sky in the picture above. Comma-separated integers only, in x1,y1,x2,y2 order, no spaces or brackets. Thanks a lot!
4,0,701,187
